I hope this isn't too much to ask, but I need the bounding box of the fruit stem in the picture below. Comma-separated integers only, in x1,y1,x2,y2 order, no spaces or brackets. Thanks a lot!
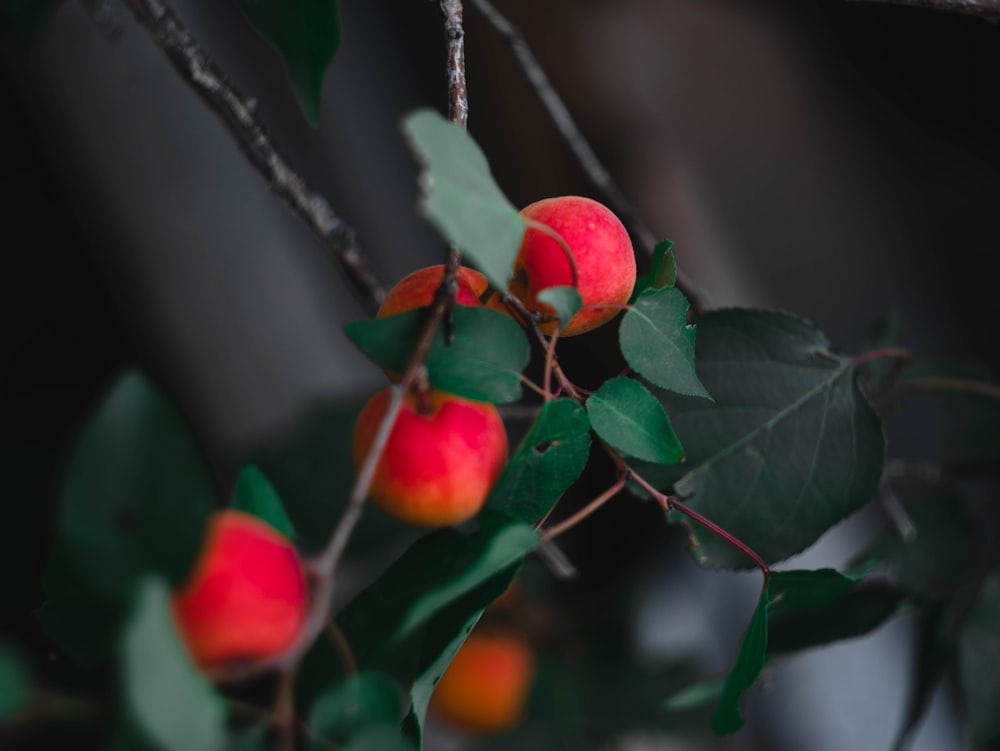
502,292,584,400
541,474,628,540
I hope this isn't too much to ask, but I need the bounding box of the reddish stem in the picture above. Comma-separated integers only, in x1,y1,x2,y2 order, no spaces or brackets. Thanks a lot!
853,346,911,368
542,475,627,540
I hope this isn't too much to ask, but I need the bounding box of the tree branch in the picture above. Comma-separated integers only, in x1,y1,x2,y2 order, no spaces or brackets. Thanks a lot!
467,0,709,313
121,0,387,312
847,0,1000,20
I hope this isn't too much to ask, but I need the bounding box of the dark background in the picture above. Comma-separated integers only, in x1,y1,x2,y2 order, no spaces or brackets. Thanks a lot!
3,1,999,749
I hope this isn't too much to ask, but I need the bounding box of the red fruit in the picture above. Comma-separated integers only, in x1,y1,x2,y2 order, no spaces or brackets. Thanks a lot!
377,265,489,318
430,632,536,734
510,195,636,336
352,388,508,527
170,510,308,669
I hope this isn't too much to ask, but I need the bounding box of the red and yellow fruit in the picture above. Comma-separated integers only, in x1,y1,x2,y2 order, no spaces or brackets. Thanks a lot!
430,632,536,734
508,195,636,336
170,510,308,669
352,387,508,527
378,264,489,318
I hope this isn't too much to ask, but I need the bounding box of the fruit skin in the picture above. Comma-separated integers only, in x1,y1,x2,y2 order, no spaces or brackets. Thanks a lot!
430,632,536,734
352,387,508,527
378,265,489,318
510,195,636,336
170,510,308,670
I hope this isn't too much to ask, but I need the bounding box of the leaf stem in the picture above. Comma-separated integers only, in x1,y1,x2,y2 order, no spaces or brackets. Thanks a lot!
121,0,386,312
619,459,771,584
901,376,1000,402
542,474,627,540
853,346,911,368
543,329,560,399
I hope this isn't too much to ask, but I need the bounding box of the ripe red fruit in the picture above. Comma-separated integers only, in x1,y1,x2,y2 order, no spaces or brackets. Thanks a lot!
170,510,308,669
430,632,536,734
352,387,508,527
509,195,636,336
377,264,489,318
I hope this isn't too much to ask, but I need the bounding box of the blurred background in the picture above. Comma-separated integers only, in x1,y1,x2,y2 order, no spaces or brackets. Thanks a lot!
2,0,1000,749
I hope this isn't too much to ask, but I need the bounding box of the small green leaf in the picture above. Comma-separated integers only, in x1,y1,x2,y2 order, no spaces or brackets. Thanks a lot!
337,515,539,667
632,240,677,300
0,642,31,720
486,399,592,524
401,109,525,291
586,377,683,464
537,286,583,331
662,677,726,712
121,578,226,751
345,306,530,403
49,371,214,599
653,309,885,569
310,672,403,747
711,587,769,735
958,572,1000,747
619,287,711,400
232,465,296,540
238,0,341,125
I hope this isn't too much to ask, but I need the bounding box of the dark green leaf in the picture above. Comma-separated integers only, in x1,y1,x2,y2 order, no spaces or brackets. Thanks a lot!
232,465,296,539
120,578,225,751
863,491,979,594
619,287,711,400
336,515,538,667
767,582,905,655
632,240,676,300
711,588,769,735
767,567,867,619
537,286,582,331
49,371,214,598
653,309,885,568
228,725,270,751
486,399,591,524
401,109,525,290
0,642,31,719
586,377,683,464
238,0,340,125
958,573,1000,747
310,672,403,748
345,306,530,403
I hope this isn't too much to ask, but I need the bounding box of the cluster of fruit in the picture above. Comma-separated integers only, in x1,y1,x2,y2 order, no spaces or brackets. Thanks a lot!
169,195,636,733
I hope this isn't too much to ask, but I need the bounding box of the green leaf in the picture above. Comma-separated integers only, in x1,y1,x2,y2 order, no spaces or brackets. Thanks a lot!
653,309,885,569
228,725,271,751
238,0,341,125
662,677,726,712
537,286,582,331
619,287,711,400
0,642,31,720
767,567,867,619
120,578,226,751
486,399,592,524
232,465,296,540
48,371,214,598
345,726,416,751
401,109,525,291
632,240,676,300
336,515,539,667
345,306,530,403
586,377,683,464
310,672,403,748
958,572,1000,747
711,587,769,735
863,491,979,594
767,582,905,655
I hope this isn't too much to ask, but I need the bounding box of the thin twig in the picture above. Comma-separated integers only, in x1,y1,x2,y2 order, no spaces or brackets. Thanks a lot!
847,0,1000,20
902,376,1000,402
542,474,627,540
467,0,709,312
121,0,386,312
853,346,911,368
